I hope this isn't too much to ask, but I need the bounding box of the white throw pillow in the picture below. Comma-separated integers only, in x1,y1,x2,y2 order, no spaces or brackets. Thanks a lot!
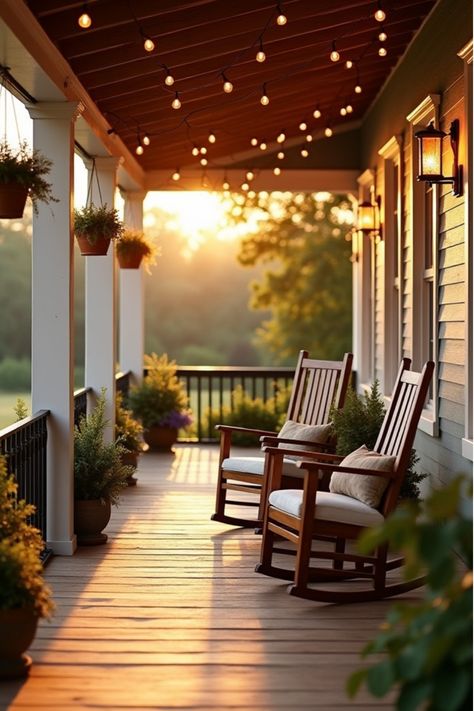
277,420,332,460
329,444,395,508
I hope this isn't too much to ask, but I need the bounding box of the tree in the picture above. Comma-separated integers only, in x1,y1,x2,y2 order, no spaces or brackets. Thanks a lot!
227,191,353,363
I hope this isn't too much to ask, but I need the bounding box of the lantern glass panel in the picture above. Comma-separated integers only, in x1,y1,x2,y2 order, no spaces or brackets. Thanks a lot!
420,135,442,177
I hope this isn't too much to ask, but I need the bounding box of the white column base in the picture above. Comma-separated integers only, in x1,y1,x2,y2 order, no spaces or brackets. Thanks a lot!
47,535,77,556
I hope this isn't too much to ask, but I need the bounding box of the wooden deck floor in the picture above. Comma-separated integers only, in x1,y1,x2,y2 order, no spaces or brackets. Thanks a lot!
1,445,414,710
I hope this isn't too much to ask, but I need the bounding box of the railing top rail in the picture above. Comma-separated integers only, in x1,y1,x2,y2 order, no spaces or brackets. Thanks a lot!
116,370,132,380
0,409,50,440
74,386,92,398
165,366,295,375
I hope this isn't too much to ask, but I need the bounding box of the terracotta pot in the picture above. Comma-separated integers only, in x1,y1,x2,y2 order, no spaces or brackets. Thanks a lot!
117,251,144,269
0,606,38,679
74,499,111,545
0,183,28,219
76,233,111,256
143,425,178,452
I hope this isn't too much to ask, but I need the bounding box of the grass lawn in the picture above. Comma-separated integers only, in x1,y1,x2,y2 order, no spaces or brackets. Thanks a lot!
0,392,31,430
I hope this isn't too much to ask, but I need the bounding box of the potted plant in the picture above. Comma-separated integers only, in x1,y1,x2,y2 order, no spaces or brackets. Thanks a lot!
0,140,56,218
73,204,123,256
115,391,144,486
74,390,132,544
129,353,193,451
116,229,158,270
0,454,54,678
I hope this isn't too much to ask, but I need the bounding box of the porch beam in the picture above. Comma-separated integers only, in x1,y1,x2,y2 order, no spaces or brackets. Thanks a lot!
27,100,81,556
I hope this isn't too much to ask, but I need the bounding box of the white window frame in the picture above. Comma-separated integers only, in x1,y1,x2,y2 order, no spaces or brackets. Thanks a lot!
356,169,376,390
406,94,441,437
459,40,473,461
378,135,403,396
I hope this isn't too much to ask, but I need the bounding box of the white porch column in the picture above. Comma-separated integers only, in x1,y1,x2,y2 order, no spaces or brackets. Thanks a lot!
84,157,120,442
119,190,147,385
27,101,81,556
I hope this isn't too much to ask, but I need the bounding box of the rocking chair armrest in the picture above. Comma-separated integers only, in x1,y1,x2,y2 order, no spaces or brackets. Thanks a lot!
215,424,279,437
262,445,343,463
296,460,396,478
260,435,330,449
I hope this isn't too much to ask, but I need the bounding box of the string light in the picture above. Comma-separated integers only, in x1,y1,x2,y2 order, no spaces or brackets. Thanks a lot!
222,179,230,190
172,169,181,181
378,46,387,57
324,126,333,137
221,73,233,93
246,171,255,181
330,41,340,62
164,67,175,86
277,132,286,143
208,132,216,143
141,32,155,52
273,166,281,175
251,137,258,146
340,107,347,116
192,146,199,156
199,147,207,155
277,151,285,159
346,104,353,113
345,59,353,69
276,2,287,25
248,190,256,198
306,134,313,142
260,84,269,106
299,122,307,131
313,107,321,119
379,28,387,42
142,134,150,146
374,1,386,22
301,148,309,157
171,92,182,109
355,82,362,94
78,3,92,28
260,142,267,150
256,39,266,63
200,157,208,166
241,182,249,191
135,142,144,156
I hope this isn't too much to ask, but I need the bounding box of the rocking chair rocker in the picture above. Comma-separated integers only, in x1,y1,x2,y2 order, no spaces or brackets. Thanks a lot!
211,351,353,528
256,358,434,603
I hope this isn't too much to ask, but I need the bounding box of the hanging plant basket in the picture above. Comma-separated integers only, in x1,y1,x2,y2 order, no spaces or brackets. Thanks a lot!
76,233,111,256
117,251,144,269
0,183,28,219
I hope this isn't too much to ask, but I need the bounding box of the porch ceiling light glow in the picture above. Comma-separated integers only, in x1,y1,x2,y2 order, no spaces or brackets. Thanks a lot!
222,179,230,190
357,198,382,238
246,171,255,181
250,137,258,146
172,169,181,181
277,151,285,159
415,120,463,197
208,132,216,143
299,122,307,131
191,146,199,156
301,148,309,157
273,166,281,175
78,3,92,28
313,107,321,119
200,157,208,166
324,126,333,137
277,132,286,143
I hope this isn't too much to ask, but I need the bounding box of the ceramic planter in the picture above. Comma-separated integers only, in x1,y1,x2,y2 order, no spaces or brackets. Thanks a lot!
143,425,178,452
74,499,111,545
0,606,39,679
0,183,28,219
117,251,144,269
76,233,111,256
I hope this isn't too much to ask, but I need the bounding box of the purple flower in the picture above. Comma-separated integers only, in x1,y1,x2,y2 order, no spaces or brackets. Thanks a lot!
158,410,193,429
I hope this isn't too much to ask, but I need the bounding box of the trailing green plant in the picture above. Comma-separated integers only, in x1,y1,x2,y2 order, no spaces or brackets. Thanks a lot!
0,454,53,618
128,353,192,430
347,475,473,711
74,390,131,504
115,391,143,453
116,229,159,271
73,204,124,246
331,380,427,500
14,397,28,421
0,140,57,213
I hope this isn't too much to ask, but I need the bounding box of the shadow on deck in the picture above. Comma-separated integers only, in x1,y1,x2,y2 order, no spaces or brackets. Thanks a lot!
1,445,412,710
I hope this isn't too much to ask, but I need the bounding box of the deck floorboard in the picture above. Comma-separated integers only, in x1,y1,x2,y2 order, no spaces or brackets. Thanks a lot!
1,445,420,709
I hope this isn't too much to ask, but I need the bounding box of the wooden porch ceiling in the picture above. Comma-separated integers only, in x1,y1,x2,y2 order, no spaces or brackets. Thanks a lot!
26,0,436,173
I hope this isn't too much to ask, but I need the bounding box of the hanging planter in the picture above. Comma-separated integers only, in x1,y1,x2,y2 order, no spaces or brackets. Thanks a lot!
116,229,158,270
0,142,56,219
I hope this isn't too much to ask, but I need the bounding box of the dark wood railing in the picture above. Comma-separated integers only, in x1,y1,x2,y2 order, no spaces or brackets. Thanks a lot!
116,371,132,399
175,366,294,442
0,410,51,561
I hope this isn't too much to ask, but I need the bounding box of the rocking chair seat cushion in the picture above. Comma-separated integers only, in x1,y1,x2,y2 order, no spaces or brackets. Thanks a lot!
329,445,396,508
222,456,305,478
278,420,332,459
268,489,385,527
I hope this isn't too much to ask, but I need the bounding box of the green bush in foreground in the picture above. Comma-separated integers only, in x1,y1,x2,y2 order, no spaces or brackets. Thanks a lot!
347,476,473,711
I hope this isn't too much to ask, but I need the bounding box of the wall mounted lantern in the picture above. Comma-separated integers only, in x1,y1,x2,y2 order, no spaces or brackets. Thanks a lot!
415,119,462,197
357,196,382,239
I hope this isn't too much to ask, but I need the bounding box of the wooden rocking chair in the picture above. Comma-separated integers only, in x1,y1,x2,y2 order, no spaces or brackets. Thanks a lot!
211,351,353,528
256,358,434,602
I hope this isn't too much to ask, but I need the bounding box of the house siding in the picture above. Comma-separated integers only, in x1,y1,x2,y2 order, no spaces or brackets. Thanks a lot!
358,0,472,486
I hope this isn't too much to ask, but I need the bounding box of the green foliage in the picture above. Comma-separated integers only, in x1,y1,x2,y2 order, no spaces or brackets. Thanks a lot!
331,380,427,500
14,397,28,421
0,140,57,213
73,204,124,245
115,391,143,453
225,192,353,363
0,357,31,391
74,390,131,504
128,353,191,429
205,384,289,445
0,454,53,617
116,229,158,270
347,476,473,711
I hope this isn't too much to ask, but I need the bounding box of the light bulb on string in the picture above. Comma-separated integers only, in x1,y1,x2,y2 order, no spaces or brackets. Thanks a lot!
136,142,144,156
246,171,255,181
345,59,353,69
378,46,387,57
299,122,307,131
301,148,309,158
277,151,285,160
222,179,230,190
313,107,321,119
260,85,269,106
340,107,347,116
200,157,208,167
142,134,150,146
355,82,362,94
200,146,207,155
192,146,199,157
251,137,258,146
172,169,180,181
256,39,266,63
276,2,287,25
221,73,233,93
273,167,281,175
248,190,256,198
330,41,340,62
277,132,286,143
164,67,175,86
208,132,216,144
171,92,181,109
306,134,313,142
260,142,267,150
324,126,333,137
374,1,386,22
143,36,155,52
78,4,92,28
378,28,387,41
241,182,249,192
346,104,353,113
